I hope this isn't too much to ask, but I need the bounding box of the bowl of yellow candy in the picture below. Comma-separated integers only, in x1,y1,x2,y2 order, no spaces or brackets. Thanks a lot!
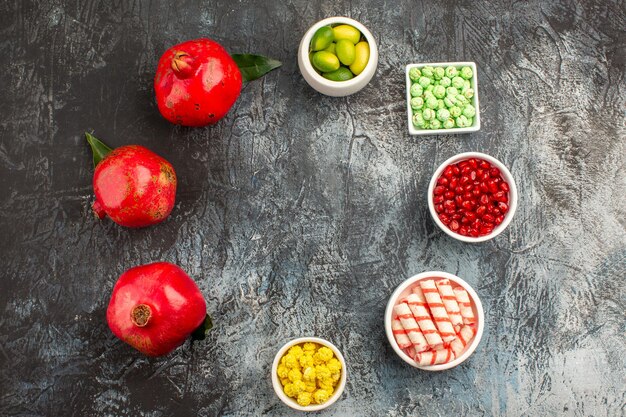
271,337,347,411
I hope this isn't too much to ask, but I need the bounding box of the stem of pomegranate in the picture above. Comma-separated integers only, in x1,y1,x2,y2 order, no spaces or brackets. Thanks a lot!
131,304,152,327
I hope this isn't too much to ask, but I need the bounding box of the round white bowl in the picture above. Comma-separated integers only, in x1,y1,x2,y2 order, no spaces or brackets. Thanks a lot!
298,17,379,97
271,337,347,412
384,271,484,371
428,152,518,243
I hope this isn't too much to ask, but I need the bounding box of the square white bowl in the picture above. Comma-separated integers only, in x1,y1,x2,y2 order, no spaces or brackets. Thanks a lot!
406,62,481,135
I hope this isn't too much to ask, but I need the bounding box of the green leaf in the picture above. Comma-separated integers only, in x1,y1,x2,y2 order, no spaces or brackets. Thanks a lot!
85,132,113,168
232,54,282,82
191,313,213,341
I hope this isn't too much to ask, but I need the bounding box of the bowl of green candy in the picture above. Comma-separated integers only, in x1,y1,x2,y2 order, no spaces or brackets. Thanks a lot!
406,62,480,135
298,17,379,97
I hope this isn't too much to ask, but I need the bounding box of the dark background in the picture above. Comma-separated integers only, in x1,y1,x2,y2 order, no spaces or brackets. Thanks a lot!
1,0,625,416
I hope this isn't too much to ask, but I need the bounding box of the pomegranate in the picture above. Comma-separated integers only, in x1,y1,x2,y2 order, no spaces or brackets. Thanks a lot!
433,158,510,237
86,133,177,228
154,39,281,127
106,262,209,356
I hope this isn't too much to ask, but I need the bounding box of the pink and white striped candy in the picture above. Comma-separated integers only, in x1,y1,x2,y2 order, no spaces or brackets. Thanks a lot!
435,279,463,331
393,303,429,353
453,287,476,325
406,292,443,350
419,280,456,343
414,347,455,366
450,324,477,357
391,318,412,349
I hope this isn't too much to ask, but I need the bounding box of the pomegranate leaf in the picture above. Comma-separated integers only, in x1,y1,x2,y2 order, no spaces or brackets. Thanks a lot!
191,313,213,341
85,132,113,167
232,54,281,82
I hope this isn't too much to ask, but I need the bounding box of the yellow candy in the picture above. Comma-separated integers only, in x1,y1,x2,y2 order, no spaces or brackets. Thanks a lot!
283,354,299,369
288,368,302,382
313,389,331,404
314,347,334,363
302,366,316,382
293,380,306,394
305,381,317,393
320,376,334,388
315,364,331,380
277,364,289,379
326,358,341,373
303,342,317,351
349,41,370,75
297,392,313,406
299,354,314,368
284,383,297,398
331,372,341,382
288,345,304,359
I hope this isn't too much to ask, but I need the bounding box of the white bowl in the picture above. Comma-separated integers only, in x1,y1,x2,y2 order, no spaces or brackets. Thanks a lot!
384,271,484,371
406,62,481,135
271,337,347,412
298,17,379,97
428,152,518,243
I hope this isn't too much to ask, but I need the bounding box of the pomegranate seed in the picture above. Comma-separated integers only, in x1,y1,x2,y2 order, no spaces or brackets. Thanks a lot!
480,194,490,205
465,211,476,221
500,182,510,192
487,179,499,193
480,182,489,193
480,160,490,169
490,167,500,177
455,195,463,206
444,200,456,211
470,228,480,237
459,161,469,169
476,205,487,216
464,184,474,193
439,213,450,224
435,204,444,213
446,208,456,215
461,200,473,210
460,175,470,185
493,208,502,216
495,214,505,225
480,172,490,182
483,213,495,223
434,185,446,195
461,216,471,224
487,204,495,213
493,177,501,184
470,170,477,181
498,202,509,213
468,158,478,168
472,188,481,196
451,213,462,220
461,165,472,175
444,191,455,199
459,226,469,236
443,166,454,178
449,177,459,189
480,226,494,235
449,220,460,231
434,195,444,204
452,165,460,176
463,191,473,201
455,186,464,195
493,191,506,202
437,176,449,186
476,168,484,177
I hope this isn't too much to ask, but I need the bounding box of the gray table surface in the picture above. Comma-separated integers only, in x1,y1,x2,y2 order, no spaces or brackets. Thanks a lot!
1,0,625,416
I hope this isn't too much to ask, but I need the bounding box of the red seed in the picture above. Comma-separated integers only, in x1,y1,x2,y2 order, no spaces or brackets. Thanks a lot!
476,168,484,177
449,220,460,231
464,184,474,192
435,204,444,213
480,194,490,205
487,179,499,194
460,175,470,185
470,170,477,181
483,213,495,223
472,188,481,196
439,213,450,224
455,195,464,206
446,208,456,215
480,182,489,193
459,161,469,169
461,216,471,225
470,227,480,237
463,191,473,201
480,172,490,181
459,226,469,236
451,213,462,220
476,205,487,216
468,158,478,169
500,182,510,192
465,211,476,221
455,186,464,195
434,185,446,195
452,165,460,176
493,191,506,202
443,166,454,178
480,160,490,169
449,177,459,189
489,167,500,177
480,225,493,235
461,165,472,175
493,208,502,216
461,200,473,211
444,191,455,199
434,195,444,204
437,176,449,186
444,200,456,211
498,202,509,213
495,214,505,225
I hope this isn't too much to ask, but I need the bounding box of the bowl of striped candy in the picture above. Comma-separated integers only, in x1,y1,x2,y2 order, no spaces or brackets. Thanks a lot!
384,271,484,370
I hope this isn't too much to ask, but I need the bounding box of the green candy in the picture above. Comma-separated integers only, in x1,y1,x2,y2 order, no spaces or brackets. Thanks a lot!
460,66,473,79
311,26,334,51
455,94,468,106
409,67,421,82
422,108,435,121
418,76,431,88
430,119,442,129
322,67,354,81
445,66,458,78
437,108,450,122
456,115,469,127
449,106,462,117
425,84,434,92
462,104,476,118
440,76,451,87
452,76,465,89
463,79,471,89
412,112,425,127
466,117,474,126
443,118,455,129
421,66,434,77
411,97,424,110
446,87,458,97
335,39,356,65
437,99,445,110
463,88,474,99
425,96,438,109
433,85,446,98
443,96,456,108
311,51,340,72
433,67,445,80
410,83,423,97
423,90,435,99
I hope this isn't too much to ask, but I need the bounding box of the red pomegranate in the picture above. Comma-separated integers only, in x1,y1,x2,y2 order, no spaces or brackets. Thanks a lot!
154,38,242,127
86,133,177,228
106,262,208,356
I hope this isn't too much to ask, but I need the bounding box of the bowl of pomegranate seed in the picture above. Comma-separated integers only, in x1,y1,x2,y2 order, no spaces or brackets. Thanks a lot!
428,152,518,242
